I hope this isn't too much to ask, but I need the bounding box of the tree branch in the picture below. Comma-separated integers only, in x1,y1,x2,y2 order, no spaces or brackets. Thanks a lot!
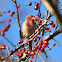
45,29,62,41
14,0,22,39
3,36,15,47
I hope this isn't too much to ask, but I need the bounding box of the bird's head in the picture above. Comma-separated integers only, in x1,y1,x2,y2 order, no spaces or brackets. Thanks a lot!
25,15,35,21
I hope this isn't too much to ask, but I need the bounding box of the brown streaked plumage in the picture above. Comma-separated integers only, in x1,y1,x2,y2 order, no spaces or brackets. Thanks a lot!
22,15,37,50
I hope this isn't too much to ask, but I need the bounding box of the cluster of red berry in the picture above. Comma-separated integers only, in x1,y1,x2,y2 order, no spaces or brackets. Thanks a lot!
15,48,23,57
28,2,39,10
18,39,48,57
34,2,39,10
33,16,55,33
45,21,55,32
0,10,16,36
33,39,48,52
8,10,15,22
1,24,10,36
25,50,35,56
15,51,23,57
49,21,55,27
8,10,15,17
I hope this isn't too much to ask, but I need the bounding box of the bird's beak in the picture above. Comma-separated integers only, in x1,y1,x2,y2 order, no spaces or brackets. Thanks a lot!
32,16,37,21
32,16,36,19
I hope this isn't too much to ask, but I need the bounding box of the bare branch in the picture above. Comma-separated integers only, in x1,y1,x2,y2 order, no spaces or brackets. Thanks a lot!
13,0,22,39
38,54,45,62
44,29,62,41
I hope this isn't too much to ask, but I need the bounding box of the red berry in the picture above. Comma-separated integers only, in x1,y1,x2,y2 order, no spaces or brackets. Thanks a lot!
28,2,32,6
32,18,35,21
41,22,44,25
5,27,8,31
25,50,28,54
34,17,37,21
30,51,35,56
40,47,45,52
43,44,47,48
28,50,31,55
15,51,18,55
35,45,38,49
29,60,32,62
2,45,6,49
15,51,19,56
38,19,42,23
34,38,37,42
38,45,42,49
19,53,23,57
43,40,48,45
52,24,55,27
3,45,6,47
35,2,39,6
8,18,11,22
1,32,4,36
34,6,38,10
33,47,37,51
2,29,5,32
43,40,49,45
45,27,49,30
12,11,15,14
48,30,51,32
49,21,53,25
18,48,22,52
0,14,2,16
31,56,34,59
38,32,40,35
5,24,10,31
10,13,13,16
18,40,22,44
7,24,10,28
8,10,10,13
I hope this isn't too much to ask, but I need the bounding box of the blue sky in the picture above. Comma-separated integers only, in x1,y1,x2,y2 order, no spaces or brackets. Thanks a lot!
0,0,62,62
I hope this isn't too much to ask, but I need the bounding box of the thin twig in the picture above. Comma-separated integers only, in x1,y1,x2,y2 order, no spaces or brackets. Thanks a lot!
3,36,15,47
57,0,62,6
6,46,18,61
45,42,59,51
34,49,39,62
0,11,6,13
38,54,45,62
44,29,62,41
58,8,62,11
39,42,59,54
14,0,22,39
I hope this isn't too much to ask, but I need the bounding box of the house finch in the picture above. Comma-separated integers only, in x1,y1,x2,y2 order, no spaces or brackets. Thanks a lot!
22,15,37,51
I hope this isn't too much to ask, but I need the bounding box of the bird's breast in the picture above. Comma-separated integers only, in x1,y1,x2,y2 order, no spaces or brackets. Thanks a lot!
22,20,37,38
26,21,34,28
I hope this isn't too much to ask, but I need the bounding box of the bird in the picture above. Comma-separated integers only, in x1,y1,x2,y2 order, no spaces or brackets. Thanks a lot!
22,15,37,51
